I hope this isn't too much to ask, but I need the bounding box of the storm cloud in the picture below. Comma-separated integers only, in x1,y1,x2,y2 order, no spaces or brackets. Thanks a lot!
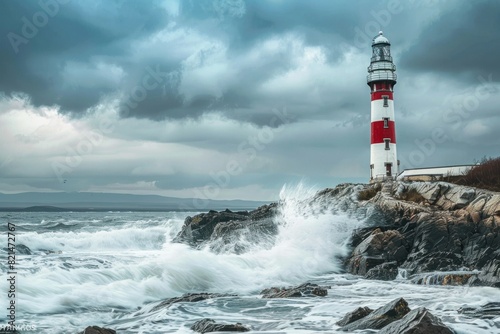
0,0,499,200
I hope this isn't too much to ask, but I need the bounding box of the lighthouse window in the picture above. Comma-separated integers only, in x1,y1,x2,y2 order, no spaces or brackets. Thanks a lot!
383,96,389,107
384,139,390,150
383,117,389,128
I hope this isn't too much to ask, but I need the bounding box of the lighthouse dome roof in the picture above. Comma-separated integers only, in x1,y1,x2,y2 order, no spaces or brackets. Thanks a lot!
373,31,390,45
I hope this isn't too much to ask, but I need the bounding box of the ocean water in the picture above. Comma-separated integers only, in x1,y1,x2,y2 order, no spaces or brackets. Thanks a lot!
1,186,499,333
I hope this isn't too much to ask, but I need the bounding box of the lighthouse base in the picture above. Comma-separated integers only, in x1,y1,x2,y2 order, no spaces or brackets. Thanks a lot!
370,176,394,184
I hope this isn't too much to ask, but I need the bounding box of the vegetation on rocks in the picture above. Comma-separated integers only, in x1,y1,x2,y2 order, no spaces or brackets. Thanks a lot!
398,188,426,204
444,156,500,192
358,183,382,201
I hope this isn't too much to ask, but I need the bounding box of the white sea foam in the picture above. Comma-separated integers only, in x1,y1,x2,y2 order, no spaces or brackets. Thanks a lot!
1,184,498,333
19,226,170,252
2,183,363,315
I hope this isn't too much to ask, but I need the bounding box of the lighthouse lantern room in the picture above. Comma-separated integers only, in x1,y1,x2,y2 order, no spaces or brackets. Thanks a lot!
367,31,398,182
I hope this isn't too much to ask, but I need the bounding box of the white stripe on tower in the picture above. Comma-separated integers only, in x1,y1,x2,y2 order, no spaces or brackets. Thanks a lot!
367,31,398,182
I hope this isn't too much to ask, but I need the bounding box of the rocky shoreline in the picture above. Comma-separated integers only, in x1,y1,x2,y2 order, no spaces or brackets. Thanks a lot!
79,181,499,333
346,181,500,287
172,180,499,288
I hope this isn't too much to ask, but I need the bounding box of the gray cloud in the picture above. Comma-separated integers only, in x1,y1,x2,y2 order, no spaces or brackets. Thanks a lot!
400,0,500,81
0,0,170,112
1,0,499,199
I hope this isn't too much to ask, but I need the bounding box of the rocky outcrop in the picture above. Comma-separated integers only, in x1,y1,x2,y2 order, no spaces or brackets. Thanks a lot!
173,181,499,287
191,319,249,333
260,283,329,298
339,297,410,331
173,209,251,245
151,293,235,312
173,204,278,250
337,299,455,333
335,306,373,326
365,261,399,280
344,181,500,287
16,244,32,255
209,218,277,254
410,271,479,285
78,326,116,334
347,229,408,276
458,302,500,319
378,307,454,334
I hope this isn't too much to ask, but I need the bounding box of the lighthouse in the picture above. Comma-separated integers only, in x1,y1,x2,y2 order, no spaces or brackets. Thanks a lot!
368,31,398,181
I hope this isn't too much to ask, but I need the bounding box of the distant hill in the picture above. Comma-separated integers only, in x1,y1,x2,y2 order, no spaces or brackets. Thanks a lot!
0,192,270,212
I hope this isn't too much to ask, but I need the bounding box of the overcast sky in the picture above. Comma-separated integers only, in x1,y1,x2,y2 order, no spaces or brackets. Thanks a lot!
1,0,499,201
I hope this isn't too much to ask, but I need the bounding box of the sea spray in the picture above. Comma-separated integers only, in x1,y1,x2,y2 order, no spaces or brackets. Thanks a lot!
271,182,365,279
3,185,366,315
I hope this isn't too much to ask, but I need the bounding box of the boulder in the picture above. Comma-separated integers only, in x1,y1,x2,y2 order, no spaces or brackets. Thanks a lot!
191,319,249,333
173,204,278,247
261,283,329,298
458,302,500,319
209,218,278,254
410,271,478,286
151,293,235,312
365,261,399,280
476,259,500,287
378,307,454,334
249,203,278,220
339,297,410,331
346,229,408,275
78,326,116,334
173,210,250,245
16,244,32,255
335,306,373,326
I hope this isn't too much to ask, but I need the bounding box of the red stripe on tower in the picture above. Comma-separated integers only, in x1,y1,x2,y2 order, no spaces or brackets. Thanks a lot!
371,121,396,144
371,91,393,101
367,31,398,182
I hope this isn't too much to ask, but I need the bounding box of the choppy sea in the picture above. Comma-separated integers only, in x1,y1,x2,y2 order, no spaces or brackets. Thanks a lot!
1,186,499,333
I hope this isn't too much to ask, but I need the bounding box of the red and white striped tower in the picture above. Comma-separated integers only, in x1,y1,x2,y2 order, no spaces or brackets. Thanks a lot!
368,31,398,181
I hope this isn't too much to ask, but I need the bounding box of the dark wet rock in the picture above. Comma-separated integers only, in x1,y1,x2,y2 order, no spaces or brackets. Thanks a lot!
475,259,500,287
365,261,399,280
401,214,468,273
335,306,373,326
349,226,391,248
16,244,32,255
410,271,478,286
173,203,278,247
346,229,408,275
2,245,30,255
173,210,250,245
249,202,278,220
261,283,329,298
209,218,278,254
190,318,249,333
339,297,410,331
151,293,235,312
78,326,116,334
40,249,63,255
458,302,500,319
378,307,454,334
191,319,249,333
347,255,386,276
